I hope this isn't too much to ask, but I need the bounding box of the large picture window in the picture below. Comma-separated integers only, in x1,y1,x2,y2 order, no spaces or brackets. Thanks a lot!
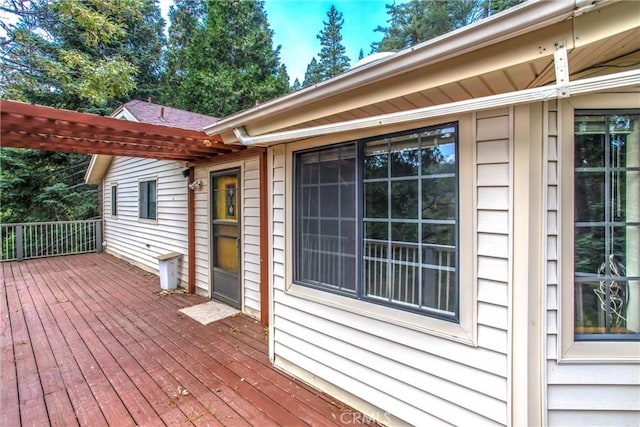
294,123,458,320
139,179,157,220
574,111,639,341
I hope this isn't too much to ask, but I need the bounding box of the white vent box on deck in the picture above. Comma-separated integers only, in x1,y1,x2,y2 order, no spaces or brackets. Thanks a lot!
155,252,182,290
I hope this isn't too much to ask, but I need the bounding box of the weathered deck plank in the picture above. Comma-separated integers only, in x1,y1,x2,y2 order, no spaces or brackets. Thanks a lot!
1,253,369,426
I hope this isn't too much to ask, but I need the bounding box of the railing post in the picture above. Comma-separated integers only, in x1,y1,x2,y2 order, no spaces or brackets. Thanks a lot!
16,225,23,261
95,220,103,253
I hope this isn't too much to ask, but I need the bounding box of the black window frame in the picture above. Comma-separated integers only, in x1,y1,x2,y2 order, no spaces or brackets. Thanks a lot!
139,179,157,220
293,123,460,322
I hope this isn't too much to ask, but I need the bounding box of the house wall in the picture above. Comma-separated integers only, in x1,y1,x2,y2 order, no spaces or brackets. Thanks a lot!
545,95,640,426
268,108,514,426
102,154,263,320
193,157,262,318
102,157,189,283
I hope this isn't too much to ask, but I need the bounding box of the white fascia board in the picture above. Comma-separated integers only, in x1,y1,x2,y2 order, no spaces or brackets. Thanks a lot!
84,154,114,184
206,0,575,137
233,69,640,147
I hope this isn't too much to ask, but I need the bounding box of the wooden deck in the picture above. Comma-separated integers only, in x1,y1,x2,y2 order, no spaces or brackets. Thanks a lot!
1,253,369,426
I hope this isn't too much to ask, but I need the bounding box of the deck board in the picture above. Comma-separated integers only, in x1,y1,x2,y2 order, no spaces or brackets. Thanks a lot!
1,253,371,426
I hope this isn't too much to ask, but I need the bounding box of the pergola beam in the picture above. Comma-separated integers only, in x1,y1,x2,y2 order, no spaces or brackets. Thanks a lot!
0,99,234,161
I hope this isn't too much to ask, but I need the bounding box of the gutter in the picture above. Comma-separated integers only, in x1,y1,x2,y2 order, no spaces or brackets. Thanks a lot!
205,0,576,137
232,69,640,146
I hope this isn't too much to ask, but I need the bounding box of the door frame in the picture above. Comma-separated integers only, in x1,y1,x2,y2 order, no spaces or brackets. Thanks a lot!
209,167,242,308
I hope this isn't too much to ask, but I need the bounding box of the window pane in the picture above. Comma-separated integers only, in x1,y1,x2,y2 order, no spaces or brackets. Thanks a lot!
320,148,340,183
364,238,388,299
139,182,147,218
422,224,455,246
111,186,117,216
575,134,605,168
574,226,606,276
390,138,420,177
391,180,418,219
148,180,157,219
422,177,455,220
320,184,339,217
575,172,605,222
295,144,356,293
365,182,388,218
421,136,456,175
365,221,387,241
391,222,418,243
364,139,388,179
423,266,456,314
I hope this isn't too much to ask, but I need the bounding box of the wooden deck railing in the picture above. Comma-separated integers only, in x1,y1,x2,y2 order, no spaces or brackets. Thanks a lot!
0,219,102,262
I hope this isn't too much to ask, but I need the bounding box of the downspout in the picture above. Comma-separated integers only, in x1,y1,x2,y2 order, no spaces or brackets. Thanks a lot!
187,167,196,294
259,151,269,326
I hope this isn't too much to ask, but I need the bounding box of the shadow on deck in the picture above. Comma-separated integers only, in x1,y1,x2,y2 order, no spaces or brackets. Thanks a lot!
1,253,371,426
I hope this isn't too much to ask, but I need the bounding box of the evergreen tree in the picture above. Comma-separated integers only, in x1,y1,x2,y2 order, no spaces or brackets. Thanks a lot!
120,0,166,104
302,57,323,87
0,149,99,222
315,5,350,81
161,0,206,104
172,0,289,117
292,77,302,91
0,0,164,113
0,0,165,222
373,0,522,52
358,49,365,61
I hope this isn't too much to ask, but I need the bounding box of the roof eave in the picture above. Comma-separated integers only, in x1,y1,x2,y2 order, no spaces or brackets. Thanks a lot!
204,0,577,138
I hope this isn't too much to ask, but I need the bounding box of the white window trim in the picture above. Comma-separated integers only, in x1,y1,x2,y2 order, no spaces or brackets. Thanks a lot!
284,115,477,346
559,93,640,362
138,177,158,223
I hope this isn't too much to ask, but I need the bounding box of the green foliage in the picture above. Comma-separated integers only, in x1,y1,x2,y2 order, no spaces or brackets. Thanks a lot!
316,5,350,80
303,57,323,87
0,0,164,112
373,0,523,52
303,5,350,87
0,149,99,222
168,0,290,117
161,0,206,103
291,77,302,92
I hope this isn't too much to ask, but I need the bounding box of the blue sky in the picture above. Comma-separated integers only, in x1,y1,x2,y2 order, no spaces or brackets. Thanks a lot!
264,0,392,84
159,0,394,85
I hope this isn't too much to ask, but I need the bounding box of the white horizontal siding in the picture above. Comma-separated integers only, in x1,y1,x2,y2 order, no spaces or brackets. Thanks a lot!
543,101,640,425
103,157,188,284
271,109,512,425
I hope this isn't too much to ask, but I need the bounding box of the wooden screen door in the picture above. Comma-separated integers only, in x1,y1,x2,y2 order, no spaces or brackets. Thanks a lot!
211,169,241,308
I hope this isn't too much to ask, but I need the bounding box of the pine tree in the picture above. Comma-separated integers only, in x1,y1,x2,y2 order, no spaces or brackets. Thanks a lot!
373,0,522,52
315,5,350,81
292,78,302,91
302,57,323,87
161,0,206,104
172,0,289,117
